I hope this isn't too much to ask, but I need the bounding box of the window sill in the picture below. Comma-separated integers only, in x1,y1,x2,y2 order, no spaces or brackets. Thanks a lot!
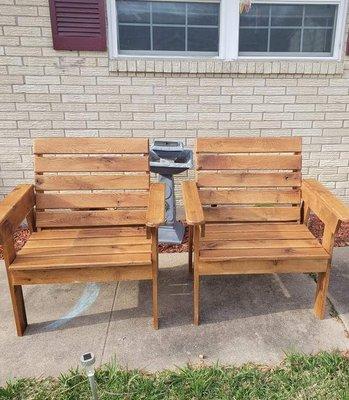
109,57,344,75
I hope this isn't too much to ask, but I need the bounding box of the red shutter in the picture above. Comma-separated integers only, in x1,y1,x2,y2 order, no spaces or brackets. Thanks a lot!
49,0,107,51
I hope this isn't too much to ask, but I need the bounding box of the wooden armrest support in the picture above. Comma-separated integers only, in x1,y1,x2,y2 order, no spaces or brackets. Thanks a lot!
181,180,205,226
146,183,166,228
0,184,35,242
302,179,349,230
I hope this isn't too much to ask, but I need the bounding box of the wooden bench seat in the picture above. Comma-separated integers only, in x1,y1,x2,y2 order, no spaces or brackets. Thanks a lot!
0,138,165,335
182,137,349,325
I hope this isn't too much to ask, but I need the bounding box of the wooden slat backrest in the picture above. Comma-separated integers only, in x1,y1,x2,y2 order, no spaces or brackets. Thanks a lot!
196,137,302,223
34,138,150,228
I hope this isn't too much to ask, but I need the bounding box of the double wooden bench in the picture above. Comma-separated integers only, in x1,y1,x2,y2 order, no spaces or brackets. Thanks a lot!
0,138,165,335
182,137,349,325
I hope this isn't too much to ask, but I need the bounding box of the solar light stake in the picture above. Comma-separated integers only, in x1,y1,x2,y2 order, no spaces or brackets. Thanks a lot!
81,352,98,400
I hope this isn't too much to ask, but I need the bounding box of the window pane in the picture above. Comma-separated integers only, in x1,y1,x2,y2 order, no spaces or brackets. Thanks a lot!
271,5,303,26
238,3,337,56
270,29,301,52
153,26,185,51
239,28,268,52
240,4,269,27
119,25,150,50
152,2,185,25
187,3,219,26
117,1,150,23
188,27,218,51
304,5,336,27
303,28,333,52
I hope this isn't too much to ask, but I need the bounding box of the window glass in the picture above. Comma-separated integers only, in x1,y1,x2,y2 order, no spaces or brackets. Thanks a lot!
239,3,337,55
116,0,219,55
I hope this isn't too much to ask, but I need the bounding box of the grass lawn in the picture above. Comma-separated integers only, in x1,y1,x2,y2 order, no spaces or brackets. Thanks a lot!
0,352,348,399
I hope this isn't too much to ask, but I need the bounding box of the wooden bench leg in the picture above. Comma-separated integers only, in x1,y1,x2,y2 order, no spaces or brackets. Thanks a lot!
10,284,27,336
193,269,200,325
314,269,330,320
152,274,159,330
188,225,193,274
151,227,159,330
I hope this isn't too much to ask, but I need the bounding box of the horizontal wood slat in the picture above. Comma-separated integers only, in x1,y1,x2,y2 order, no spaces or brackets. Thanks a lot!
199,189,300,205
30,226,146,240
202,230,315,241
203,206,300,222
26,236,150,248
201,239,321,250
11,253,152,270
200,247,329,261
36,193,149,209
35,156,149,172
198,259,328,275
18,244,150,257
36,210,147,228
197,137,302,153
205,222,303,232
197,155,301,171
34,138,149,154
35,175,149,191
197,172,301,188
11,266,153,285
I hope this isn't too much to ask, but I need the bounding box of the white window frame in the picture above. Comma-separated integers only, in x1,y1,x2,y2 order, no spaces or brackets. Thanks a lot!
107,0,348,60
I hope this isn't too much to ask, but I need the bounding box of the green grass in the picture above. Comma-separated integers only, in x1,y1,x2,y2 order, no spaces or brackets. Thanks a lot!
1,352,348,400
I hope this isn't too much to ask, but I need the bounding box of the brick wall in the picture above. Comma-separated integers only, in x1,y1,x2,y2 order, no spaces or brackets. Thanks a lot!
0,0,349,203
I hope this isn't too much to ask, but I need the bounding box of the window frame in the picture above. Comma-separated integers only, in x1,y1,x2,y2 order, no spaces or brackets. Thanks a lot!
107,0,348,60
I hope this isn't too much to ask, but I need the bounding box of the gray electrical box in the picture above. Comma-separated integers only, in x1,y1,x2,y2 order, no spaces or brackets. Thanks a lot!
150,140,193,244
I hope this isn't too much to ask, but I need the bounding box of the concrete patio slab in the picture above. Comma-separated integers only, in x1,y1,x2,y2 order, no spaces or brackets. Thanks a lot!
0,248,348,384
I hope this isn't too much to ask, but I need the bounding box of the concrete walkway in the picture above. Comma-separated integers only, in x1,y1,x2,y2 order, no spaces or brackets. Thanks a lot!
0,249,348,384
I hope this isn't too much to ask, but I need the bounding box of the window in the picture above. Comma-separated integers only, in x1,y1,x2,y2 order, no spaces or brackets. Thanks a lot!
107,0,346,59
239,4,337,56
116,0,220,56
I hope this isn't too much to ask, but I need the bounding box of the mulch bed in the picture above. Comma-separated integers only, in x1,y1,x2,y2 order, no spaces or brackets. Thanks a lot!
0,215,348,259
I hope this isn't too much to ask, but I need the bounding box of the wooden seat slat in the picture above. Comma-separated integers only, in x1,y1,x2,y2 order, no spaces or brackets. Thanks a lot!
200,247,329,262
197,172,301,188
202,230,315,241
36,193,149,209
199,189,300,205
196,137,302,153
197,154,302,171
204,206,300,223
201,239,321,250
10,252,152,270
25,235,150,248
18,244,151,257
35,174,149,191
34,138,149,154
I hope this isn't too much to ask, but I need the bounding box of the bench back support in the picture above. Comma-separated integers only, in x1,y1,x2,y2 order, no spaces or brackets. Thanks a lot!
196,137,302,223
34,138,149,229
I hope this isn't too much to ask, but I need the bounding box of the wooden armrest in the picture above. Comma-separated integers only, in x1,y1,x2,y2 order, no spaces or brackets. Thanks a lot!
181,180,205,226
146,183,165,228
302,179,349,228
0,184,35,241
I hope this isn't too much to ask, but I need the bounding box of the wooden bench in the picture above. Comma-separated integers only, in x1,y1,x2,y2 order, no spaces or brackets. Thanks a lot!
0,138,165,335
182,137,349,325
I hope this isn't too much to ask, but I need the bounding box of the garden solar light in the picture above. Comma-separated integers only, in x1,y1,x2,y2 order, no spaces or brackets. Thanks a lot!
80,352,98,400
